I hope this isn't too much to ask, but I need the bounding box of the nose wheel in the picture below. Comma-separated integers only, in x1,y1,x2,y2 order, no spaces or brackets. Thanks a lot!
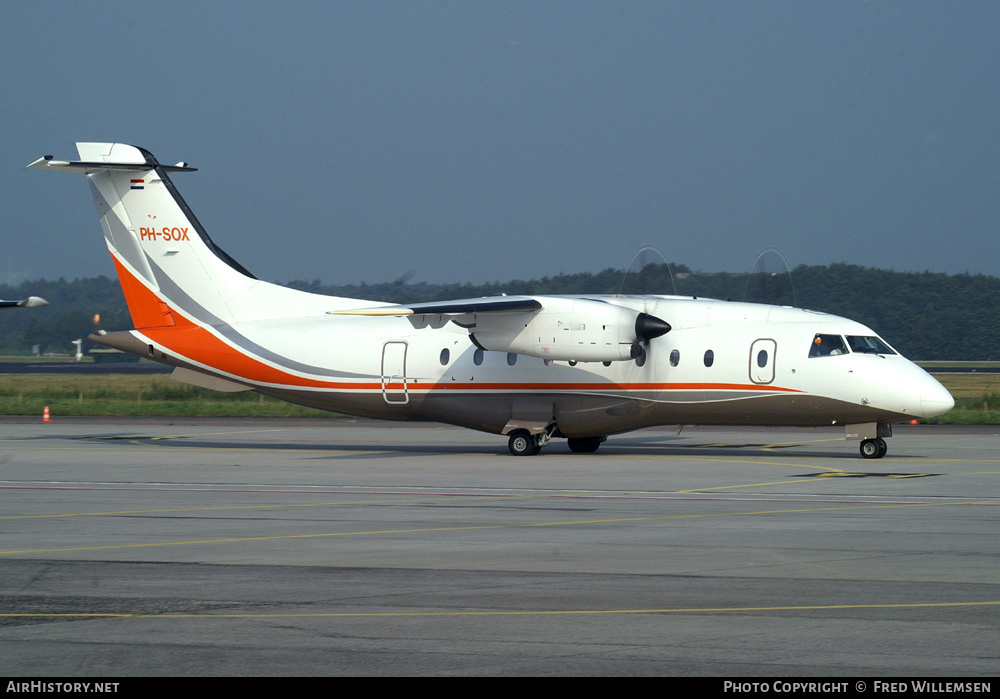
860,438,887,459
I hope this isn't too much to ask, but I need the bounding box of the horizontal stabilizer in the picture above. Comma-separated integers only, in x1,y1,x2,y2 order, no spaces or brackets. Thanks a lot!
27,154,196,174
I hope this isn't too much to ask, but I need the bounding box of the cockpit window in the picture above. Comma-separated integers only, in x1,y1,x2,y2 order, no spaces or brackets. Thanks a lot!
809,334,848,357
846,335,896,355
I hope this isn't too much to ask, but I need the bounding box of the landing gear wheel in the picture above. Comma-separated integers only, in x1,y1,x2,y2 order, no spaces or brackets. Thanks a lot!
567,436,604,453
508,431,540,456
860,438,887,459
876,437,887,458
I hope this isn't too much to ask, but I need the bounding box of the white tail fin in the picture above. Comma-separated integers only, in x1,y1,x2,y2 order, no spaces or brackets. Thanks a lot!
29,143,361,330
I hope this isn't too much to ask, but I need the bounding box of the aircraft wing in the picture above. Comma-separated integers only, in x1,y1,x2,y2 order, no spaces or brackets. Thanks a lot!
0,296,49,309
329,296,541,318
331,295,669,363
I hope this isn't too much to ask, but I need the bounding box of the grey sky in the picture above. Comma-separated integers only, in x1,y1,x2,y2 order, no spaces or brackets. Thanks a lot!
2,2,998,286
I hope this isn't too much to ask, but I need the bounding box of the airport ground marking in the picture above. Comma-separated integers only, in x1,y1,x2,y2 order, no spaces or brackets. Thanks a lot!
605,449,1000,467
0,495,515,520
148,428,306,440
0,478,944,520
604,454,859,488
116,439,397,456
1,451,870,503
0,442,394,457
0,475,846,503
8,436,1000,467
3,600,999,620
674,478,833,492
2,499,995,556
606,452,852,472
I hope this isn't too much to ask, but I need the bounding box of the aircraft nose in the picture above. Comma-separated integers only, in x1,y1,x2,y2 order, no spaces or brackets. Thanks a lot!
919,376,955,418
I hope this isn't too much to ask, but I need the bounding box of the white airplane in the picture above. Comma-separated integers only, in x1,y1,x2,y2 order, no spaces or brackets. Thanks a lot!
0,297,48,309
29,143,954,458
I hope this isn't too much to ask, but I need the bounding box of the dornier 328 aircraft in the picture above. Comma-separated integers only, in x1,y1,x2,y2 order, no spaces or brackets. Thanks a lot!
29,143,954,458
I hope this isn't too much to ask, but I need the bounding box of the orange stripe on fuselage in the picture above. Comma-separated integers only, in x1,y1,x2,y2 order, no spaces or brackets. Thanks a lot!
112,256,176,329
112,253,333,388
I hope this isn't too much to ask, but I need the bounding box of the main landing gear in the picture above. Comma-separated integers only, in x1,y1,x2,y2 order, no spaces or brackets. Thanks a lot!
567,436,605,453
507,430,541,456
507,427,607,456
860,438,888,459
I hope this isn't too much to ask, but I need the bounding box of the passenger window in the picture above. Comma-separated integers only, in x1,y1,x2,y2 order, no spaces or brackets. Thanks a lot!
507,353,517,366
669,350,680,367
473,348,484,366
809,334,848,357
704,350,714,367
439,348,450,365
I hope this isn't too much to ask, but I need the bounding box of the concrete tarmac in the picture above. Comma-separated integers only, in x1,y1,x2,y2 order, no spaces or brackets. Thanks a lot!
1,417,997,676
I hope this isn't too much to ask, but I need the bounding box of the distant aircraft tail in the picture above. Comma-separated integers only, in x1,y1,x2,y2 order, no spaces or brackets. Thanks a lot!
28,143,353,331
0,296,48,309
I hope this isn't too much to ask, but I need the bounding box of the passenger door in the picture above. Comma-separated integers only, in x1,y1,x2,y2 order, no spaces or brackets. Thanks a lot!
381,341,409,405
749,339,776,384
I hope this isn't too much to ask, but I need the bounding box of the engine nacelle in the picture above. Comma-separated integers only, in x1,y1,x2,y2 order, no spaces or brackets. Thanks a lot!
468,297,669,363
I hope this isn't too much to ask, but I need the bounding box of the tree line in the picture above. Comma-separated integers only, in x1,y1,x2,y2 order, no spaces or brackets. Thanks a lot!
1,263,997,360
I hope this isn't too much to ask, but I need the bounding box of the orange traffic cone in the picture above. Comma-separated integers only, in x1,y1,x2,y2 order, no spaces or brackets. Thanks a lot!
42,405,51,423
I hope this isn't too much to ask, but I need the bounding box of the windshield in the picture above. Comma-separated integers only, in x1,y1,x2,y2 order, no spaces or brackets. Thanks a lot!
846,335,896,355
809,334,848,357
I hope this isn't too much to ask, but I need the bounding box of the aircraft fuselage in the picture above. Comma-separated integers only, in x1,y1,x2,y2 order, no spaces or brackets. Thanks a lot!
111,293,950,440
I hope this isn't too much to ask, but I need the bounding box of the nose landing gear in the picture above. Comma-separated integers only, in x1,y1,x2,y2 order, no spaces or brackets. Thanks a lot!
860,437,888,459
848,422,892,459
